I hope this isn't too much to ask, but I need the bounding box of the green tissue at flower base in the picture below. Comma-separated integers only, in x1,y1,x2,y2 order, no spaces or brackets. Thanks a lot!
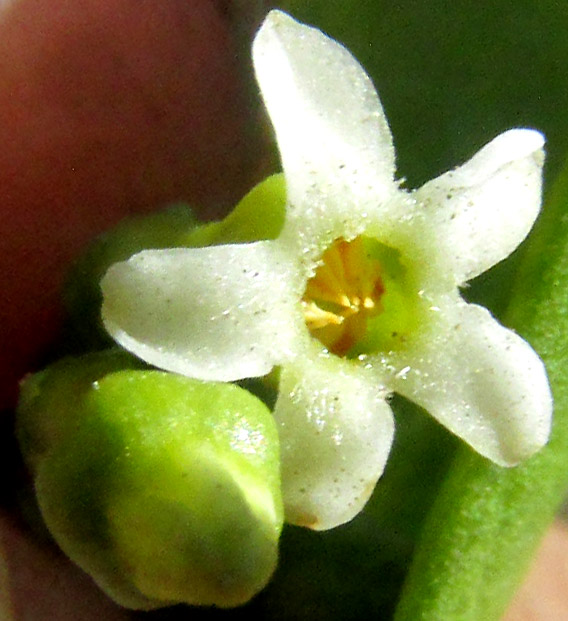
102,10,552,532
17,351,283,609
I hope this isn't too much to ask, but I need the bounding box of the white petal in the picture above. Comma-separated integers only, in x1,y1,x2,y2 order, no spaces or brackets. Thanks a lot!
390,300,552,466
414,129,545,283
101,243,301,381
253,11,397,243
274,352,394,530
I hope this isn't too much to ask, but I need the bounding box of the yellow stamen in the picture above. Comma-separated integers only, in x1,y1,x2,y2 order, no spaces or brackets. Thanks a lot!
301,301,345,329
302,236,385,356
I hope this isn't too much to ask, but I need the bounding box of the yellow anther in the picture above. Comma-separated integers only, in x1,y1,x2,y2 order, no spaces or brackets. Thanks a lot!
302,301,345,329
302,236,385,355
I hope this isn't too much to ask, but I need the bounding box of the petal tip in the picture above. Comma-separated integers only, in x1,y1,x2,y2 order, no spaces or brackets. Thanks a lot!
262,8,293,27
495,128,546,161
253,9,295,53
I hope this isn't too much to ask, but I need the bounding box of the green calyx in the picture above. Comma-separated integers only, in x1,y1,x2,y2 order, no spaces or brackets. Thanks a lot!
17,352,283,609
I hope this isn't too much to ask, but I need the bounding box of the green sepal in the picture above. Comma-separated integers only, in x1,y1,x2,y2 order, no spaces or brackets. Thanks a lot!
18,357,283,609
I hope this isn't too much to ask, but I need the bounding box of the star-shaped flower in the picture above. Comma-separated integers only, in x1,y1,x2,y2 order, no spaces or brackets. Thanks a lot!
101,10,552,530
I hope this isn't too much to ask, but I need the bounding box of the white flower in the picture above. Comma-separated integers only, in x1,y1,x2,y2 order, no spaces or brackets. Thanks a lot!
101,10,552,530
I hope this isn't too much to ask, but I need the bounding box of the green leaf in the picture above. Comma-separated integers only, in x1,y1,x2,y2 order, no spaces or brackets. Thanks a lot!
393,160,568,620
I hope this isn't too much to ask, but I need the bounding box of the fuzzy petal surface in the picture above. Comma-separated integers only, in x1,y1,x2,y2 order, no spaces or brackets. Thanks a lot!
253,11,397,250
101,244,301,381
414,129,545,283
390,300,552,466
274,352,394,530
99,10,552,522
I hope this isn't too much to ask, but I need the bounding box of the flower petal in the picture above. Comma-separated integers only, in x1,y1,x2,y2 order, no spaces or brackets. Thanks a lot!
101,243,301,381
414,129,545,283
390,300,552,466
253,11,397,242
274,352,394,530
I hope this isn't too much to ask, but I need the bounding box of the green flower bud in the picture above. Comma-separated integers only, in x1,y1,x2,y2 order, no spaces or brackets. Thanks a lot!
17,349,142,473
17,355,283,609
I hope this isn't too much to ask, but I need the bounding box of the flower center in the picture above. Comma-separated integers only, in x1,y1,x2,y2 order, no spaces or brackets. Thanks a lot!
302,237,385,356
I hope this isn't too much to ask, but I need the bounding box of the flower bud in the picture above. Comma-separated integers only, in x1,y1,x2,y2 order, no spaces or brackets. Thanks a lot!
18,353,283,609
